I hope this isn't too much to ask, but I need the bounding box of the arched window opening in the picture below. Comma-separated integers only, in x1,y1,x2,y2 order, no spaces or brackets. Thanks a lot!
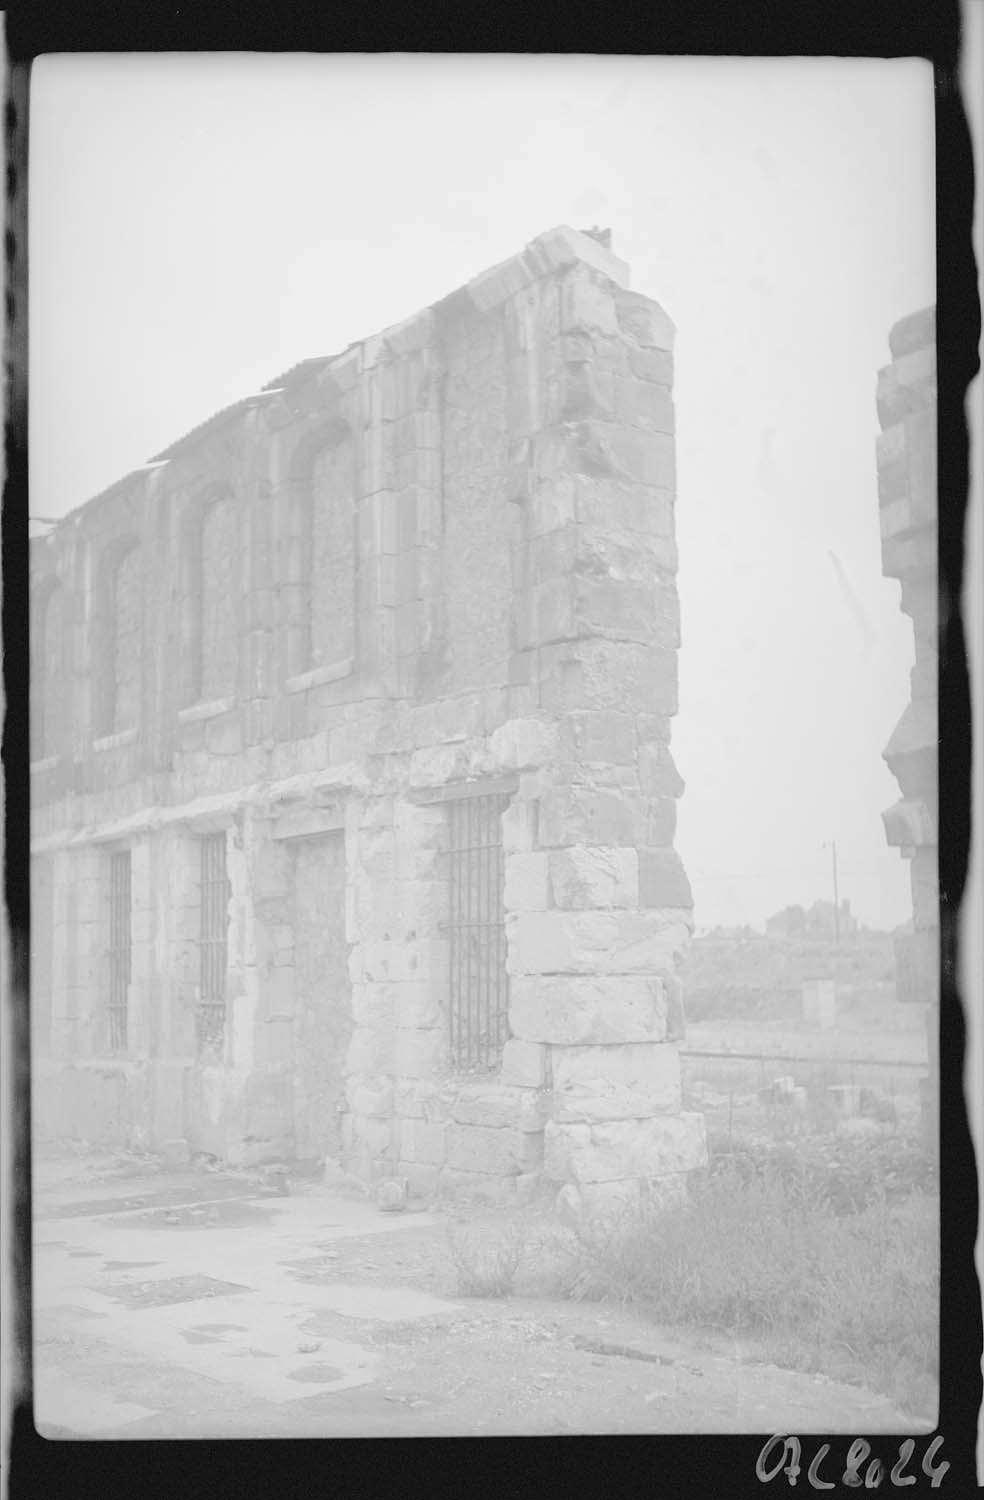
93,538,142,740
111,544,142,733
310,436,356,670
198,494,239,702
286,429,356,678
32,581,65,761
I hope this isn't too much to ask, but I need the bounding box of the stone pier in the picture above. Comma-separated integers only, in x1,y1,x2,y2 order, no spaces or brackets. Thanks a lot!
875,305,938,1154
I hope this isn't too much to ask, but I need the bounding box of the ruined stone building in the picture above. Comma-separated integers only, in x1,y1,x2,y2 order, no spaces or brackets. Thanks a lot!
875,306,938,1140
30,226,705,1215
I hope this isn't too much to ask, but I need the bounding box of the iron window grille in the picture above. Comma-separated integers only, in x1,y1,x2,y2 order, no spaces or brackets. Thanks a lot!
108,850,131,1053
443,791,511,1074
198,832,230,1055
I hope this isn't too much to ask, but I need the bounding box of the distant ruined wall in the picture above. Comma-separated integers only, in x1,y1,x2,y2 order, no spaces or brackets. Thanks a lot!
875,306,938,1139
30,227,705,1212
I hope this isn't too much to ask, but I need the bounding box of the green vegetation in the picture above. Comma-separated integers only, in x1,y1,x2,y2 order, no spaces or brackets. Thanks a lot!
447,1215,528,1298
553,1133,938,1419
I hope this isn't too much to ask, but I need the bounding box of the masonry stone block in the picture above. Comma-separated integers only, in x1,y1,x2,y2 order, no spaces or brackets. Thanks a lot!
397,1117,448,1166
556,1171,687,1224
888,306,935,359
559,273,620,337
627,346,674,385
499,1038,551,1088
408,740,494,788
662,973,687,1042
551,1040,682,1120
393,982,444,1030
894,926,940,1006
449,1085,551,1132
544,1111,706,1184
549,846,638,909
345,1074,394,1117
393,1079,443,1119
346,1026,394,1077
637,847,693,909
489,716,561,771
573,576,671,645
445,1123,524,1176
395,1161,441,1198
504,851,550,912
909,849,938,929
509,974,668,1045
437,1167,518,1205
575,476,676,540
398,879,448,936
528,528,579,585
528,478,577,537
638,741,685,799
615,291,676,351
555,1178,640,1223
882,796,936,850
560,710,636,766
558,363,616,423
394,1027,447,1080
347,1113,394,1163
539,639,678,717
501,799,537,854
356,938,448,985
537,785,639,850
614,377,674,434
507,908,691,978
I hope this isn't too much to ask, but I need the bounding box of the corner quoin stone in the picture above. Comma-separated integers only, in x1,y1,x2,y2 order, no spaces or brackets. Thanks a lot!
508,973,669,1046
543,1112,707,1184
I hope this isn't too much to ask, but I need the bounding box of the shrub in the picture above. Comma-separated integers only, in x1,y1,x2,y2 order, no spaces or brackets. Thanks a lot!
447,1216,527,1298
705,1128,937,1214
553,1161,938,1417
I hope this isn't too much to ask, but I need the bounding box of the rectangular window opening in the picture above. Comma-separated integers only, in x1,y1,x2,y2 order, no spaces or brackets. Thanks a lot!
198,832,230,1056
443,792,511,1075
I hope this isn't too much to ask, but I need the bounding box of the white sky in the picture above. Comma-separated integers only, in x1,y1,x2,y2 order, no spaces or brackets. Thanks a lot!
29,54,936,932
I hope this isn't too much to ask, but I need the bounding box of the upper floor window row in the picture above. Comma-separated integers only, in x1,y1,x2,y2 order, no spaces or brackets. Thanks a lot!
32,435,359,758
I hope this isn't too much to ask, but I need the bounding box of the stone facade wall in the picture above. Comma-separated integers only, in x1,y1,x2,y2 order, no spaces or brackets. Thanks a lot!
875,305,938,1145
200,495,241,703
30,227,705,1210
112,543,143,734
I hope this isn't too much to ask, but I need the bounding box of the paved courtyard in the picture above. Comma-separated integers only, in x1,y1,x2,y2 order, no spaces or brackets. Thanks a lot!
31,1148,922,1439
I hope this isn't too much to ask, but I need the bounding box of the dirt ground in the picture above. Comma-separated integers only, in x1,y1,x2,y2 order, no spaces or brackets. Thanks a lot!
28,1146,925,1440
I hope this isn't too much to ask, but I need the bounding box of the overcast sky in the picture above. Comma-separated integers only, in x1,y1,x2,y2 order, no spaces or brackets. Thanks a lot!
29,54,935,932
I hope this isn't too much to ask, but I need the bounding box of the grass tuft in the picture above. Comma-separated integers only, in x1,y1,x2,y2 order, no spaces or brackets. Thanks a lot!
447,1216,528,1298
553,1148,938,1418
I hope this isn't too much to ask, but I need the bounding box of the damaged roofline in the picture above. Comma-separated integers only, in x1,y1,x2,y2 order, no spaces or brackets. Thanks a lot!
37,225,646,534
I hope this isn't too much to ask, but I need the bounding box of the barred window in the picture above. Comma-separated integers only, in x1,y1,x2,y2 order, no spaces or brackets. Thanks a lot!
198,832,230,1055
108,850,131,1053
443,790,511,1074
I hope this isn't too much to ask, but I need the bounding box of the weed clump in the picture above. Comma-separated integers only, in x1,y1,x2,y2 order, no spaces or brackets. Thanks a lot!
447,1216,528,1298
554,1147,938,1418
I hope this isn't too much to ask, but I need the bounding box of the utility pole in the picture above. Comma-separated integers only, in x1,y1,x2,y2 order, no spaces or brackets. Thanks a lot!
823,840,840,945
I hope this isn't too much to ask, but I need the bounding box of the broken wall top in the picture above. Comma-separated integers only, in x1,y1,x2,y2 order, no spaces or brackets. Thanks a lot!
32,225,673,562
